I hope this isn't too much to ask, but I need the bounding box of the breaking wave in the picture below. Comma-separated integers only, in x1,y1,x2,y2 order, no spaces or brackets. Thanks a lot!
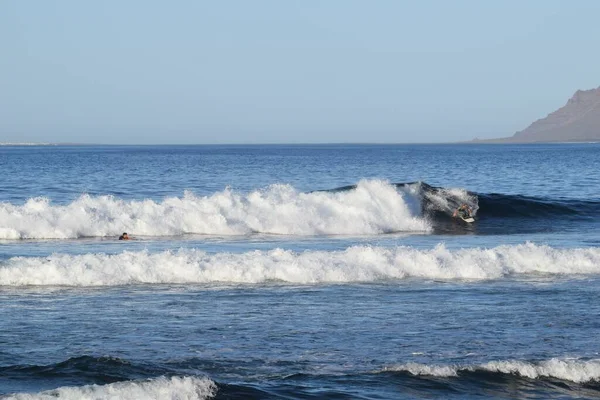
400,182,600,220
2,243,600,286
395,182,600,220
383,358,600,383
1,376,216,400
322,181,478,219
3,178,600,240
0,180,428,239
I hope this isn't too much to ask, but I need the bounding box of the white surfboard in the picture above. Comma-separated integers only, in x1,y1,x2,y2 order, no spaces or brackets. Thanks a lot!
460,216,475,223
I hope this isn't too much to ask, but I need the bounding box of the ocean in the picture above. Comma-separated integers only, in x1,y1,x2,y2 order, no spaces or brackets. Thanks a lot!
1,143,599,399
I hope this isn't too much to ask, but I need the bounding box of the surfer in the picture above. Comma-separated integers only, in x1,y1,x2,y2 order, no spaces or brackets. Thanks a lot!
118,232,130,240
453,204,472,219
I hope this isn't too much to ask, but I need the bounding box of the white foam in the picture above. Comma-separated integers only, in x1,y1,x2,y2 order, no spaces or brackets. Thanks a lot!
384,358,600,383
480,359,600,382
3,376,216,400
0,180,429,239
386,362,459,377
2,243,600,286
422,186,479,215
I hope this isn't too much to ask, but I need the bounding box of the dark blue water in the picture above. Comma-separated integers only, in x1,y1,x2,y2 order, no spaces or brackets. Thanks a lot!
1,144,600,399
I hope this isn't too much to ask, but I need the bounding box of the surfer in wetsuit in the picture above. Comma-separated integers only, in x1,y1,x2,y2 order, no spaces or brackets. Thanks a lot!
453,204,472,219
118,232,130,240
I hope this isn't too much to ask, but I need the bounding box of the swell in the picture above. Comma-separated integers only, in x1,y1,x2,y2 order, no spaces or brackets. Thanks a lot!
0,356,218,399
4,357,599,399
476,193,600,219
0,356,166,384
2,243,600,286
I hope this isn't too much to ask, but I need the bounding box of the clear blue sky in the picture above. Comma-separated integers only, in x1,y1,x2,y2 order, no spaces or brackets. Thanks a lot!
1,1,599,144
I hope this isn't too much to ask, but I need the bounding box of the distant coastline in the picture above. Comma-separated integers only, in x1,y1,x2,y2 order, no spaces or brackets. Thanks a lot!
470,86,600,143
466,138,600,144
0,142,55,146
5,84,600,149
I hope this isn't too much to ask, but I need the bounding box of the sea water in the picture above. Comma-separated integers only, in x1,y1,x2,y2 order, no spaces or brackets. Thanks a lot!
1,144,599,399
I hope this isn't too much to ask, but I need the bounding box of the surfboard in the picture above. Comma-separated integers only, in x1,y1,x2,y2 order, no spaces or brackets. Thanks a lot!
460,216,475,223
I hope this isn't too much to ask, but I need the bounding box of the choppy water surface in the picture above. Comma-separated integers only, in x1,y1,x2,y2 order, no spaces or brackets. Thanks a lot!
1,144,599,399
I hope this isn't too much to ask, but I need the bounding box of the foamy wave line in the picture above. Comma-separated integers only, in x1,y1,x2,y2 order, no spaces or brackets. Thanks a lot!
2,243,600,286
384,358,600,383
2,376,216,400
0,180,428,239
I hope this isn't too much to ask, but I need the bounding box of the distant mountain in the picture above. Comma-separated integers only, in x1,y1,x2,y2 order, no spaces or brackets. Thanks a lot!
475,86,600,143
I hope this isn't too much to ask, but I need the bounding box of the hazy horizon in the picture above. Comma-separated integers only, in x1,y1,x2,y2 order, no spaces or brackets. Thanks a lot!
2,0,600,145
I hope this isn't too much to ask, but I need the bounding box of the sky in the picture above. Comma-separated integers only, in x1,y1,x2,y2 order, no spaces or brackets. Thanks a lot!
1,0,600,144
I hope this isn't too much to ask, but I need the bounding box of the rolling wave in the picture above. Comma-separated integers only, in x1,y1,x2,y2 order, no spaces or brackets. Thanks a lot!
2,243,600,286
383,358,600,384
0,180,428,239
1,179,598,240
5,356,596,399
395,181,600,221
2,376,216,400
411,181,600,220
325,180,600,223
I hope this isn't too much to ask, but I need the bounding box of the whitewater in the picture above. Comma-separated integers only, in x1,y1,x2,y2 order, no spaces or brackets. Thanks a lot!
384,358,600,383
2,143,600,399
2,377,216,400
0,180,430,239
2,243,600,286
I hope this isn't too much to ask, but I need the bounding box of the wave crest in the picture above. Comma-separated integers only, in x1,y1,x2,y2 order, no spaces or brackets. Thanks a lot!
0,180,429,239
384,358,600,383
3,376,216,400
2,243,600,286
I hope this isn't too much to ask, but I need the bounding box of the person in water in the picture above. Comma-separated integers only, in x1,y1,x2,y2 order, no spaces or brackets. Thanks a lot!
118,232,130,240
453,204,472,219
